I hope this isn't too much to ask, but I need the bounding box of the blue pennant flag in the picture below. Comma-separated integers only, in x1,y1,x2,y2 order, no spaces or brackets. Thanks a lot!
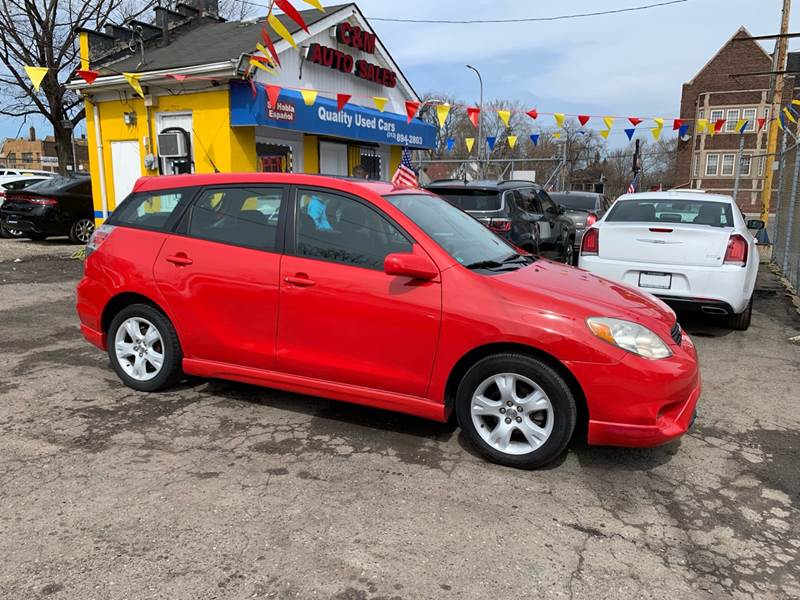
446,138,455,152
624,128,635,141
678,124,689,139
486,136,497,151
530,133,539,146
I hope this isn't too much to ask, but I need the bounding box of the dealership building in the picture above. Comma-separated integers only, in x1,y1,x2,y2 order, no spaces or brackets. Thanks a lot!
70,1,435,221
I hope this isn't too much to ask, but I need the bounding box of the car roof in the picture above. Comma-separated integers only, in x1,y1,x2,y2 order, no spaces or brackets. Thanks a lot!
425,179,540,191
615,191,733,204
548,191,601,197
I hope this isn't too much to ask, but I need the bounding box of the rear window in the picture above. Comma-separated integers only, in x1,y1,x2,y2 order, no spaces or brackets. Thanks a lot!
550,194,597,211
110,189,188,231
26,176,90,194
606,199,734,228
432,189,502,211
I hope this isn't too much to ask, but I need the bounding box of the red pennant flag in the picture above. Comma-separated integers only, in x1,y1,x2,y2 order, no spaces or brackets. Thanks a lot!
526,108,538,120
578,115,590,126
628,117,642,126
714,119,725,133
167,73,188,81
757,117,766,132
76,69,99,84
274,0,310,33
672,118,683,131
261,28,281,67
467,106,481,128
337,93,351,112
405,100,420,123
266,84,281,108
249,78,257,98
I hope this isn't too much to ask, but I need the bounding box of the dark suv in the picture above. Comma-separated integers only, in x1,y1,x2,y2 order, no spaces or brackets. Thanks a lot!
425,180,577,263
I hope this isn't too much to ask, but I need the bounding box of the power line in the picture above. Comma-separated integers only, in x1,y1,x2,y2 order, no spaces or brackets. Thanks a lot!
368,0,689,24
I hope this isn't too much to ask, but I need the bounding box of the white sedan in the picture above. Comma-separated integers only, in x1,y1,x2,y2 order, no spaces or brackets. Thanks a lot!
578,191,760,330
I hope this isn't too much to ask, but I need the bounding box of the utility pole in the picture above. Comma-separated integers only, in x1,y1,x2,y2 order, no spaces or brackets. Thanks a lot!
466,65,484,179
760,0,792,224
732,133,746,202
633,138,641,187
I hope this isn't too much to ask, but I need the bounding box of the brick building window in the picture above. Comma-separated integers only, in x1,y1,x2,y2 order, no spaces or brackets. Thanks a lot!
693,152,700,177
21,152,32,162
721,154,736,176
740,154,752,176
758,156,765,177
710,109,724,125
706,154,719,176
742,108,757,131
725,109,740,132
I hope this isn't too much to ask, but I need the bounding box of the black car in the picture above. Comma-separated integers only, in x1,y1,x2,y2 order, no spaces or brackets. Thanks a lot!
548,191,613,255
425,179,577,263
0,175,93,243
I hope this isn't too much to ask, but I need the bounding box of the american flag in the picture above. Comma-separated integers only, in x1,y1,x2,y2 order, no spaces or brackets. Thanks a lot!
628,171,640,194
391,146,418,188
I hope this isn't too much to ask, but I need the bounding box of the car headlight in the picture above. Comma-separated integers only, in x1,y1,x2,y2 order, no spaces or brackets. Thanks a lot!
586,317,672,359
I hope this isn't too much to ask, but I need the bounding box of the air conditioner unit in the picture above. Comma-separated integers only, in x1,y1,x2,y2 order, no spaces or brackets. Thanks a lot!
157,131,188,158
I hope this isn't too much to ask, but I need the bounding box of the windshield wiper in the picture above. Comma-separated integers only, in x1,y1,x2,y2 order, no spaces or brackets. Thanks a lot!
465,253,534,270
464,259,505,270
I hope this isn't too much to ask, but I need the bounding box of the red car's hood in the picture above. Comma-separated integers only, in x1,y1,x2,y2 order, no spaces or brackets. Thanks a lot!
494,259,677,331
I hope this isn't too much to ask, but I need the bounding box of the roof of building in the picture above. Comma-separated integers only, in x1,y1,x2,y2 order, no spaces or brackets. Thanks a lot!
685,26,769,86
105,3,352,73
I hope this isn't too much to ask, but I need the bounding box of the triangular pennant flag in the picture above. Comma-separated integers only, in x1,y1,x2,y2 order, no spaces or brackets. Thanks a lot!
672,118,683,131
554,113,565,128
373,97,388,112
268,13,297,49
789,104,800,120
526,108,538,120
651,127,662,141
300,89,318,106
714,119,726,133
486,136,497,151
436,103,451,128
300,0,325,10
697,118,709,133
779,111,787,131
507,135,518,149
465,137,475,152
552,132,562,139
628,117,642,127
599,129,610,139
123,72,144,98
275,0,310,33
578,115,590,126
467,106,481,128
405,100,420,123
653,117,664,129
261,28,282,67
255,44,278,68
624,128,635,141
497,109,511,127
266,84,281,108
25,66,48,92
76,69,99,85
446,138,455,152
603,116,614,130
784,107,797,124
250,58,275,74
793,99,800,107
735,119,748,134
678,124,690,139
530,133,539,146
337,93,351,111
757,117,766,132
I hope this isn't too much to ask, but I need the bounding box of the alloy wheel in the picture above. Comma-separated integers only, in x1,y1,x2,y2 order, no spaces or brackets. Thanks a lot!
470,373,554,455
563,243,574,264
74,219,95,243
114,317,165,382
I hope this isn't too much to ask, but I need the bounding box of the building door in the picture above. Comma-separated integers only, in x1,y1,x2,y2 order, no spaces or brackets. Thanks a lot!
319,141,348,175
110,140,141,208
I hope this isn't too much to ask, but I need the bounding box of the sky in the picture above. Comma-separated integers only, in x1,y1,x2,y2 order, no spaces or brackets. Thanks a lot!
1,0,797,143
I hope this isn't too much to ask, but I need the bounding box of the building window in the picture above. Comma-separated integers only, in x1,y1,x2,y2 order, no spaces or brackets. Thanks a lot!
758,156,765,177
740,154,752,176
706,153,719,176
725,109,740,132
21,152,33,162
6,152,15,161
710,109,724,125
693,152,700,177
742,108,757,131
721,153,736,176
697,109,705,121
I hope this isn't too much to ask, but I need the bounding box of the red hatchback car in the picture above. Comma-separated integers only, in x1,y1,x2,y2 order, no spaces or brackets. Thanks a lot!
77,173,701,468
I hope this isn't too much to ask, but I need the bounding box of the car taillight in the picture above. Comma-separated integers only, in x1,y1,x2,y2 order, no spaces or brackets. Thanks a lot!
723,234,748,266
28,197,57,206
488,218,512,232
85,224,115,256
586,212,598,226
581,227,599,255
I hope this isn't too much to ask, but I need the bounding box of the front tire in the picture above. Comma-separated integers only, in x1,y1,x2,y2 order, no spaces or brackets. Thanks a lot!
107,304,183,392
728,297,753,331
455,353,576,469
562,238,575,264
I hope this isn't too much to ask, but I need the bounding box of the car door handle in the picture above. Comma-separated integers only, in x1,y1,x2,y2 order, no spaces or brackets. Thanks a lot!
165,254,193,266
284,275,315,287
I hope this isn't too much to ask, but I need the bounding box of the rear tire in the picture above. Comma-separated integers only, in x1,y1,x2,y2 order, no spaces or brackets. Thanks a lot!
69,218,95,244
728,297,753,331
455,353,576,469
562,238,575,264
107,303,183,392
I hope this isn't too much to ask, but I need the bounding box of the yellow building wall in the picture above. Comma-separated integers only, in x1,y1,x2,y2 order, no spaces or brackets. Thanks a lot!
303,135,319,174
389,146,402,175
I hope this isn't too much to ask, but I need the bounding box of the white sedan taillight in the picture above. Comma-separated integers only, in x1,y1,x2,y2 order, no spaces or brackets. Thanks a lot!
723,234,748,267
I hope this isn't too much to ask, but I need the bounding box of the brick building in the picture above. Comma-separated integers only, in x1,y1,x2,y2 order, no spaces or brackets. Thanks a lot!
0,127,89,173
676,27,798,209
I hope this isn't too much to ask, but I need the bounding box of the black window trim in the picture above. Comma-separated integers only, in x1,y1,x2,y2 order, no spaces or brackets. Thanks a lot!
106,186,201,234
285,185,416,272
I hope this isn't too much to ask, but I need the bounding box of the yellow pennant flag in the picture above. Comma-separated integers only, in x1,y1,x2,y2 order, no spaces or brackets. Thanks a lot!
249,59,275,74
735,118,747,133
373,97,388,112
497,110,511,127
697,118,709,133
599,129,610,139
436,103,451,128
301,89,318,106
507,135,517,148
603,116,614,130
465,138,475,152
793,99,800,107
653,117,664,129
255,43,277,67
24,66,48,92
300,0,325,10
268,13,297,49
553,131,562,139
784,107,796,124
123,72,144,98
554,113,565,128
651,127,662,141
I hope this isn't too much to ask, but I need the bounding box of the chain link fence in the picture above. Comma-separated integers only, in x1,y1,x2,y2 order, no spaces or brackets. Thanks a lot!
772,132,800,291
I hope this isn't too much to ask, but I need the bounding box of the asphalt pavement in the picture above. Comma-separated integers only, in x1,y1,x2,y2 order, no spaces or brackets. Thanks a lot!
0,237,798,600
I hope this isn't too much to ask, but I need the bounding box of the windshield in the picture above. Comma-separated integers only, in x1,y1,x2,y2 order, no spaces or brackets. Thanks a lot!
431,189,502,212
606,199,734,227
385,193,517,266
550,194,597,211
26,176,89,194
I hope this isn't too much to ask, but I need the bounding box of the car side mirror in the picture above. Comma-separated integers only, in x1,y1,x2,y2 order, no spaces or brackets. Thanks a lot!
384,252,438,280
557,204,567,214
746,219,765,230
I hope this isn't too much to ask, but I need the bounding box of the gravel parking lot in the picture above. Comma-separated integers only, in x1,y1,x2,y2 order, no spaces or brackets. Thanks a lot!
0,237,798,600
